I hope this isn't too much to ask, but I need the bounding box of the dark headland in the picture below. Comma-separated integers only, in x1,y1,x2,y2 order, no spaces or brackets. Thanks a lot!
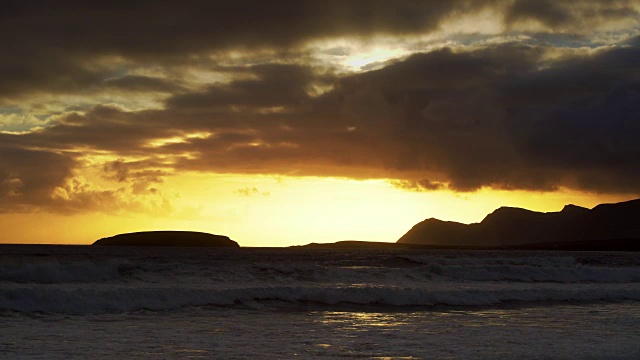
93,231,240,247
398,198,640,249
300,199,640,251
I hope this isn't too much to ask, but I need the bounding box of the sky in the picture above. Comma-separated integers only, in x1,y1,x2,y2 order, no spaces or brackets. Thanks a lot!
1,0,639,246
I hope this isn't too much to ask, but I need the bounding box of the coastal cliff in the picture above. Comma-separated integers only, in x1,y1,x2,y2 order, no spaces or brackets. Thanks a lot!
398,199,640,247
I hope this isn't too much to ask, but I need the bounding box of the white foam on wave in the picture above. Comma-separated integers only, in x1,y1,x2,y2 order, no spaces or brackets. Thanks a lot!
431,264,640,283
2,283,640,314
2,250,639,314
244,261,640,285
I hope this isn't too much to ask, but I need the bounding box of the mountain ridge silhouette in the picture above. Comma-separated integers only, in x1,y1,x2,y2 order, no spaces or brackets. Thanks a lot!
398,198,640,247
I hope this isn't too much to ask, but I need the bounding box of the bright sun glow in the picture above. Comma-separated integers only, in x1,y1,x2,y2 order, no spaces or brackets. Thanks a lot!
308,37,414,72
146,132,212,148
342,47,409,71
1,173,632,246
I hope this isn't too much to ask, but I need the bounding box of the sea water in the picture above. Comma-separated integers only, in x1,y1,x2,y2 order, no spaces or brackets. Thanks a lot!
1,245,639,359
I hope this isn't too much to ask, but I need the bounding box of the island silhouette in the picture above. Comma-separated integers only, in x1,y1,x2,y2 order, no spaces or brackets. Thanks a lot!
93,231,239,247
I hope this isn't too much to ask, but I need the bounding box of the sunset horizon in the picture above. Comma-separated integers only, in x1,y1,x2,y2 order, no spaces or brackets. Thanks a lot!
2,187,637,247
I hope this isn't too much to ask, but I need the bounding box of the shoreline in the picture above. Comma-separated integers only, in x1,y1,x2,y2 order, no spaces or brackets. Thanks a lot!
1,238,640,251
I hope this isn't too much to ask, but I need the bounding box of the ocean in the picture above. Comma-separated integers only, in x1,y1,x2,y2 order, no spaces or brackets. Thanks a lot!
1,245,639,359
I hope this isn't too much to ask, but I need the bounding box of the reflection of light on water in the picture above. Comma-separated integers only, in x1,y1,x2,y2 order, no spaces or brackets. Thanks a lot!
316,309,552,336
318,311,411,329
310,307,612,357
452,309,514,327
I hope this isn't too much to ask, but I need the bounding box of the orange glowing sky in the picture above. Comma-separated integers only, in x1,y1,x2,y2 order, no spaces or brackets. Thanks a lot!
1,1,639,246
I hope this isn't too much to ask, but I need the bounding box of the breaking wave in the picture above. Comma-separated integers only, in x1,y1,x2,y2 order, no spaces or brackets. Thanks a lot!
2,283,640,314
1,247,639,314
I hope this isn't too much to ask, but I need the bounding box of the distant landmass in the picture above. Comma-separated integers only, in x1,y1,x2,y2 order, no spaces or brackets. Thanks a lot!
298,238,640,251
298,241,423,249
93,231,240,247
398,198,640,248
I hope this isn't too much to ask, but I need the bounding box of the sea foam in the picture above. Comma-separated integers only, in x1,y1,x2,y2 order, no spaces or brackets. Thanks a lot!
2,283,640,313
1,246,639,314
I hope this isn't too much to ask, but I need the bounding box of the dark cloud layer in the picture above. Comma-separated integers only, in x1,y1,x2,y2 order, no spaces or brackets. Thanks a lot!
505,0,638,29
0,144,172,214
167,64,325,110
0,147,75,210
1,2,639,213
2,0,636,101
5,39,640,198
0,0,462,101
2,1,461,55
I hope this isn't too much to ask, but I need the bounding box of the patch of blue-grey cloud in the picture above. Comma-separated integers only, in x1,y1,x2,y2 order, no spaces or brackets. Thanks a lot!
0,111,49,133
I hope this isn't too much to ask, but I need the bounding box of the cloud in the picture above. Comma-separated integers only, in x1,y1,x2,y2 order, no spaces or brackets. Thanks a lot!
235,187,271,197
102,159,171,183
0,3,639,214
2,1,637,104
167,64,325,110
0,143,175,214
168,42,640,193
1,177,24,197
0,146,76,210
103,75,184,93
505,0,639,31
0,1,462,103
50,176,174,215
0,112,48,133
4,39,640,203
391,179,446,192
